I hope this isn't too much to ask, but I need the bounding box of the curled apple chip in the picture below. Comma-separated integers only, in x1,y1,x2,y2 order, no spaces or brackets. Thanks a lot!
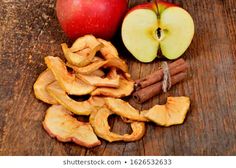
67,63,105,77
76,73,120,88
120,117,134,123
90,69,105,77
33,69,58,104
61,43,83,66
76,48,91,57
47,81,94,115
67,60,108,75
105,98,148,122
141,97,190,126
45,56,96,95
123,72,132,81
77,44,103,67
98,38,119,59
92,56,105,62
43,105,101,148
88,96,106,108
91,78,134,98
89,107,124,142
89,107,145,142
70,35,101,52
105,58,128,73
107,67,117,78
123,122,145,142
62,43,103,67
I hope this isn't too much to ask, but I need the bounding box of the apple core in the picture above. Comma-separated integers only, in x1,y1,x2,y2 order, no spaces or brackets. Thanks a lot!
155,27,167,41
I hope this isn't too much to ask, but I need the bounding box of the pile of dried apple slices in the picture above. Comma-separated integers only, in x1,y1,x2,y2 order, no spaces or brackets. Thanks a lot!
34,35,190,148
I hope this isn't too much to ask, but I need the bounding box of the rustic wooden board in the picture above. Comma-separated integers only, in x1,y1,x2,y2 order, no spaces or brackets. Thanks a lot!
0,0,235,155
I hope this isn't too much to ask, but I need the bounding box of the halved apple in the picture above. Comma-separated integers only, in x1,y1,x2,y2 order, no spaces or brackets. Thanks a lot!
122,0,194,62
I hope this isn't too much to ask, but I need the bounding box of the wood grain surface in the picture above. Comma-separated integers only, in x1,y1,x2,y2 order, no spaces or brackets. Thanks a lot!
0,0,236,156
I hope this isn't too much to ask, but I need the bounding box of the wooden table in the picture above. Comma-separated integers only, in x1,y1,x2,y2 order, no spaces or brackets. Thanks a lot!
0,0,235,156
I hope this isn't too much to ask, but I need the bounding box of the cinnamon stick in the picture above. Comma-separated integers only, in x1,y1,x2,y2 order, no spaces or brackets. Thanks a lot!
133,72,187,103
135,59,188,91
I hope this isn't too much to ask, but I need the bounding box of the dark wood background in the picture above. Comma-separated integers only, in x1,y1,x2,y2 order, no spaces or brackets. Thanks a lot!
0,0,235,156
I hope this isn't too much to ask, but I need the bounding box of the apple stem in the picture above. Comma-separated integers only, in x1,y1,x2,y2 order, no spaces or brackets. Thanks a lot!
152,0,160,18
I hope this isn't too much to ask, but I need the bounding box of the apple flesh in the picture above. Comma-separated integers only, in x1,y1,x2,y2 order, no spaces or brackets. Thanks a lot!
56,0,128,40
122,1,194,62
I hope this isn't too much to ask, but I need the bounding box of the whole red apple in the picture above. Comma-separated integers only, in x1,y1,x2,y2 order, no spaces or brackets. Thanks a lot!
56,0,128,40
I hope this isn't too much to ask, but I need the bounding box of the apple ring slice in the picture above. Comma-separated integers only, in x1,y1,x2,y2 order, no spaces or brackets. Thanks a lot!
76,73,120,88
98,38,119,59
89,107,145,142
92,56,105,62
88,96,106,108
47,81,94,115
89,107,124,142
123,122,145,142
66,60,108,75
61,43,103,67
76,48,91,57
45,56,96,95
43,105,101,148
67,63,105,77
105,98,148,122
70,35,101,52
75,67,119,88
89,69,105,77
91,78,134,98
104,58,128,73
33,69,58,104
141,97,190,126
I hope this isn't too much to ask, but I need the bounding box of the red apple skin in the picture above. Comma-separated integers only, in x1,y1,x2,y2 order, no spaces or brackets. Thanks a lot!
56,0,128,40
158,0,177,8
127,0,177,15
158,0,177,14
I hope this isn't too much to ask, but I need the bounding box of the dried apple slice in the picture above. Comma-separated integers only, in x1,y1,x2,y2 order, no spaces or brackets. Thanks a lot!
45,56,95,95
90,69,105,77
76,48,91,57
123,122,145,142
76,73,120,88
89,107,124,142
98,38,119,59
77,44,103,67
43,105,101,148
88,96,106,108
67,63,105,77
91,78,134,98
92,56,105,62
105,98,148,122
61,43,84,66
33,69,58,104
141,97,190,126
47,81,94,115
122,72,132,81
89,107,145,142
70,35,101,52
107,67,117,79
105,58,128,73
61,43,103,67
67,60,108,75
